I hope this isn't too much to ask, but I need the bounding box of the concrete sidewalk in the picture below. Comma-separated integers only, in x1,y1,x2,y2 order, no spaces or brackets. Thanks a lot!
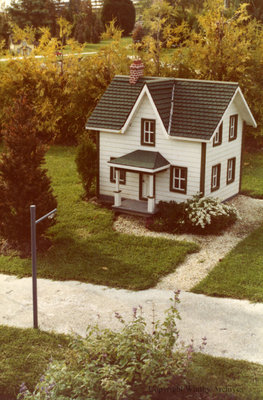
0,273,262,365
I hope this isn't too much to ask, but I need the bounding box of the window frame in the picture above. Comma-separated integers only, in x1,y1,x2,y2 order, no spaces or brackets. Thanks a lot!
110,158,126,185
229,114,238,141
211,164,221,192
226,157,236,185
170,166,187,194
141,118,156,146
213,122,223,147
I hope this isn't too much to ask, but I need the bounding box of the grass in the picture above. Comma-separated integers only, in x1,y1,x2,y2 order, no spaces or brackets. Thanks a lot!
241,151,263,198
0,146,198,290
0,325,71,399
191,225,263,302
1,325,263,400
191,151,263,302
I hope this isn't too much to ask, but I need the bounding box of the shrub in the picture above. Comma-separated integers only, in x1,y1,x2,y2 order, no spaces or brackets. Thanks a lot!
75,133,97,198
18,292,206,400
148,195,239,235
0,96,57,254
101,0,136,36
184,194,239,234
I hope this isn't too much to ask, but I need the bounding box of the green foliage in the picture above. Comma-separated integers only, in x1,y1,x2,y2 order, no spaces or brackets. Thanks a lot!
101,0,136,35
75,133,97,197
7,0,57,36
148,195,239,235
71,0,103,43
18,293,203,400
0,96,57,253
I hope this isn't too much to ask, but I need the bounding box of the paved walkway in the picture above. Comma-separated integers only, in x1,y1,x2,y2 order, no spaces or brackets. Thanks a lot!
0,273,263,365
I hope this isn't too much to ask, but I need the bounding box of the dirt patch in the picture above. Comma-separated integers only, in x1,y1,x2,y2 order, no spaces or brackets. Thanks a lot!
113,195,263,290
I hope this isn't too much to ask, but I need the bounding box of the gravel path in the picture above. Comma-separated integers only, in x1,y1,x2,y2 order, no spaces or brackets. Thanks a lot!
113,195,263,290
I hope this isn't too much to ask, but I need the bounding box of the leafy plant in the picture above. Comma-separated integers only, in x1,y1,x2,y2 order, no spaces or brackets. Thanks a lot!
75,133,97,198
148,195,239,235
17,292,206,400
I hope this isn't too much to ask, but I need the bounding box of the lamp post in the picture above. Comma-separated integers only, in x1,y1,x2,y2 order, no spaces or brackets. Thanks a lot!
30,205,57,329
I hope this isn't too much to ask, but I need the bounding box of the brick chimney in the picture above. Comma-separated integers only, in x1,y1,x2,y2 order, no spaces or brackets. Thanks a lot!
129,59,144,85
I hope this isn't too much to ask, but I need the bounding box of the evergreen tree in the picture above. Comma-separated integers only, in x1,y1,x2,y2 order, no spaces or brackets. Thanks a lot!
7,0,57,36
101,0,135,36
0,95,57,253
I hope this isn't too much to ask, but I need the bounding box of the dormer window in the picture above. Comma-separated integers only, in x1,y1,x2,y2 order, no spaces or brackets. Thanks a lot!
141,119,155,146
229,115,238,141
213,123,223,146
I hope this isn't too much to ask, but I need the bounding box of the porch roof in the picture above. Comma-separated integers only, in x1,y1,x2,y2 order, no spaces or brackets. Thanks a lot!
108,150,170,173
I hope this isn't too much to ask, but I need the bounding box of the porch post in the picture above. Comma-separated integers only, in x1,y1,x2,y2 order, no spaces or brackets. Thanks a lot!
147,174,155,213
114,169,121,207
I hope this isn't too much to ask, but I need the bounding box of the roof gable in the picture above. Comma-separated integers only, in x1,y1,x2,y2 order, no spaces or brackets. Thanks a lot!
86,75,255,141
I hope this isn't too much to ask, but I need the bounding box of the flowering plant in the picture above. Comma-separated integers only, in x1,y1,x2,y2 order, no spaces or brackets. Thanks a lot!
17,292,206,400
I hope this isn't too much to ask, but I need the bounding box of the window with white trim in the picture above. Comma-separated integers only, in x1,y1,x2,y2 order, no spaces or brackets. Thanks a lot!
211,164,221,192
141,119,155,146
229,115,238,141
213,123,223,146
227,157,236,184
170,166,187,194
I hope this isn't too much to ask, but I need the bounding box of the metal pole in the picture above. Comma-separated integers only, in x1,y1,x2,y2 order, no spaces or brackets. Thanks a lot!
30,205,38,329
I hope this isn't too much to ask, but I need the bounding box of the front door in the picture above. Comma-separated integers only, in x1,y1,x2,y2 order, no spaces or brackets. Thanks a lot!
140,174,150,200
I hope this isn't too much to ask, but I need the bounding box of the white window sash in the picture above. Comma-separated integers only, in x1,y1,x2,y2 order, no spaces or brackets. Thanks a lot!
173,168,185,191
143,120,154,144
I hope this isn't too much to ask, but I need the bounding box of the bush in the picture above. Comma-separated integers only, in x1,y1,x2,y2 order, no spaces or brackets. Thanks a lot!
148,195,239,235
0,96,57,254
101,0,136,36
75,133,97,198
132,23,145,43
184,195,239,234
18,292,206,400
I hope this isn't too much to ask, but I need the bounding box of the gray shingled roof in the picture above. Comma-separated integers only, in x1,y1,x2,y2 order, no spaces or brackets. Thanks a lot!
86,75,239,141
109,150,170,170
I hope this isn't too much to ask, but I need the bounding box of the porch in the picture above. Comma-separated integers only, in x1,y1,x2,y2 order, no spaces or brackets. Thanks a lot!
112,198,158,216
108,149,170,215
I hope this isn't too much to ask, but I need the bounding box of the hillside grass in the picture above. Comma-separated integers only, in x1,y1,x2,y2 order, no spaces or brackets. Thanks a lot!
0,146,198,290
1,325,263,400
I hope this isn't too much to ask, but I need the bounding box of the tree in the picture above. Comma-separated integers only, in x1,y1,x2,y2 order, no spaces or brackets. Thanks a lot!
75,134,97,198
0,95,57,253
7,0,57,36
72,0,103,43
168,0,263,138
101,0,135,35
0,21,130,145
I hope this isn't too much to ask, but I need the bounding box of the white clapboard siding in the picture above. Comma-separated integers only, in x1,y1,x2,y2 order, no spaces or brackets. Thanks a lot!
100,93,202,203
205,99,242,201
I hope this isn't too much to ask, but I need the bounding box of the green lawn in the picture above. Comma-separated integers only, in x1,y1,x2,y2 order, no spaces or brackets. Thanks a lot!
1,325,263,400
0,146,198,290
241,151,263,198
192,225,263,301
0,325,71,399
192,151,263,302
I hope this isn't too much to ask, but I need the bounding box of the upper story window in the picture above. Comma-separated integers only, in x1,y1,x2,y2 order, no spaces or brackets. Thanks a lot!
141,119,155,146
170,166,187,194
229,114,238,141
211,164,221,192
227,157,236,185
213,123,223,147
